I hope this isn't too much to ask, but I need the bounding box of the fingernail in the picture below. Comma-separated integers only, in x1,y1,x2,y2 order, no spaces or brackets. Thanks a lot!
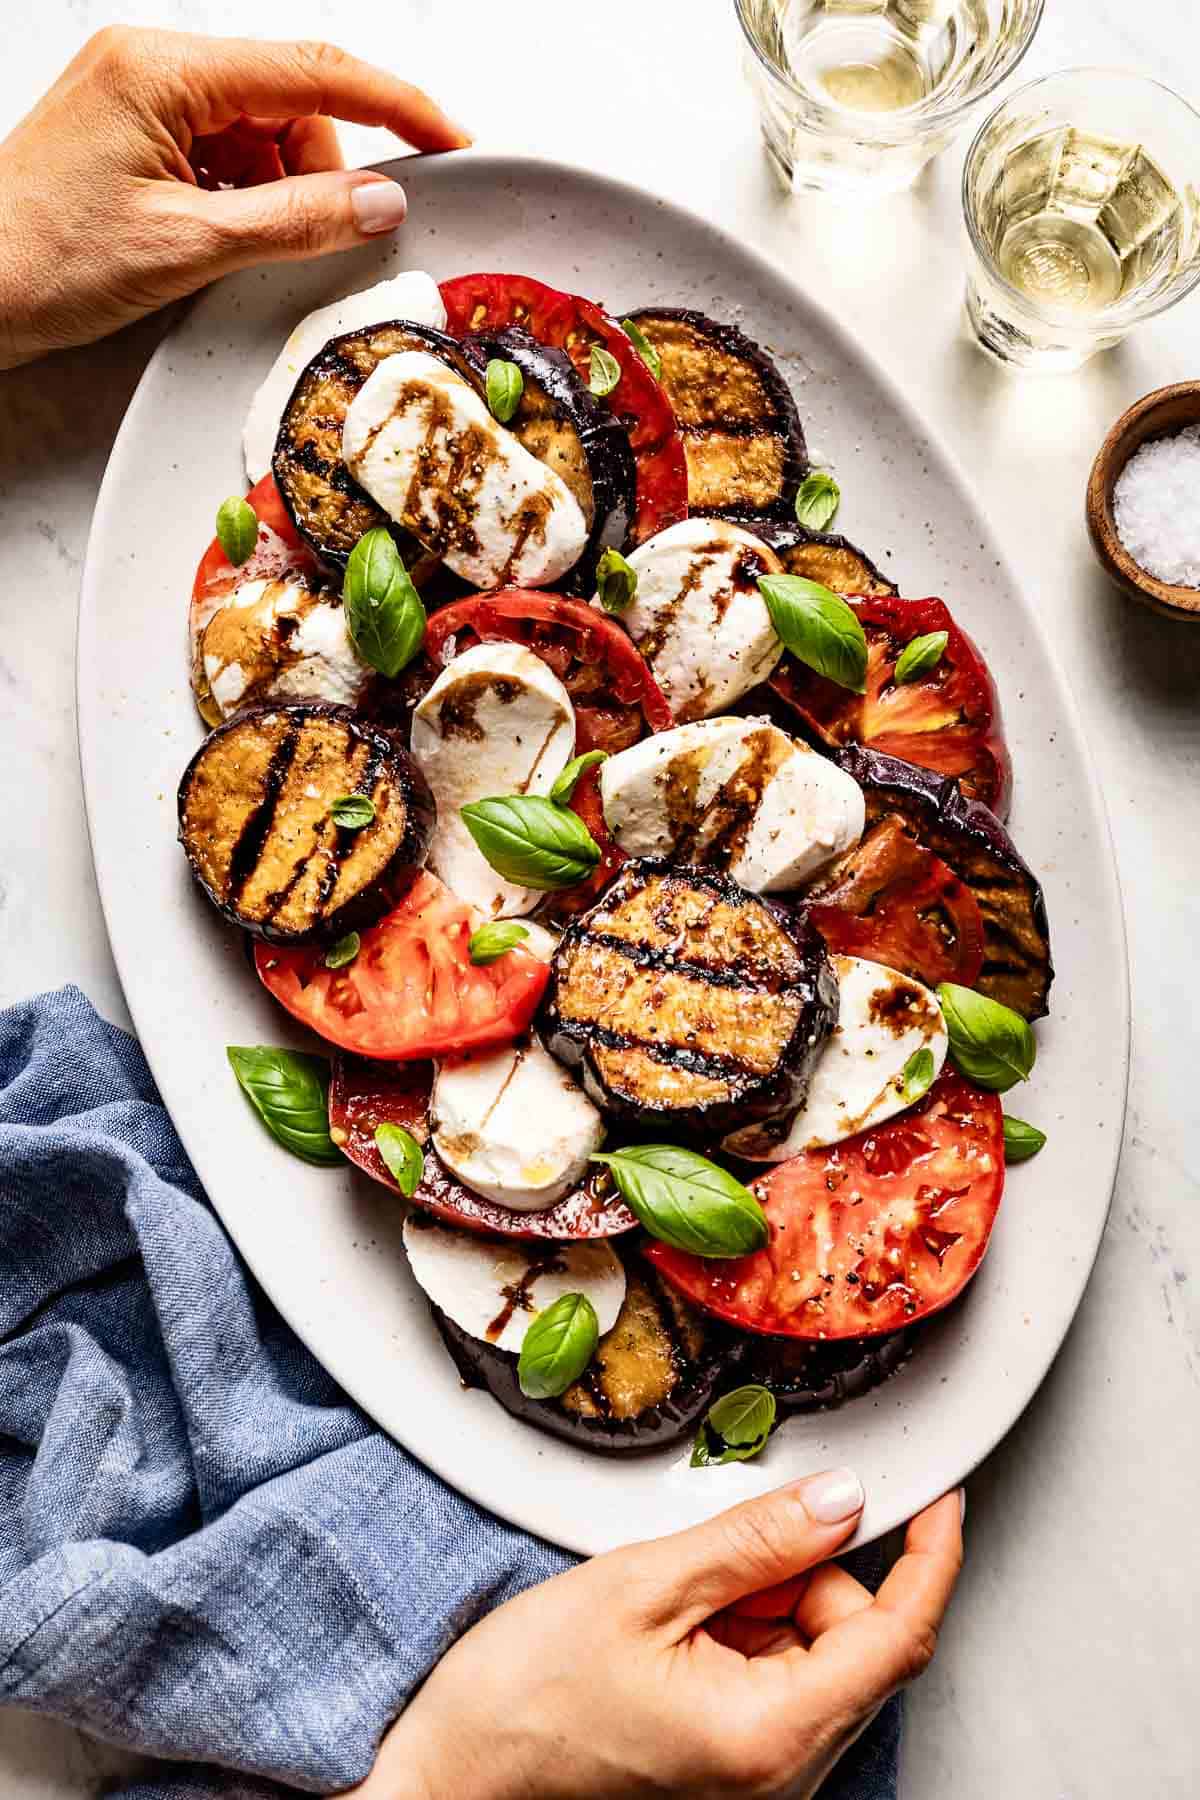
796,1467,864,1525
352,179,407,235
958,1487,967,1527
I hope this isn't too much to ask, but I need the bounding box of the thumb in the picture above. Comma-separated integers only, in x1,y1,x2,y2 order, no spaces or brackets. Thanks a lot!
176,170,407,278
641,1468,865,1637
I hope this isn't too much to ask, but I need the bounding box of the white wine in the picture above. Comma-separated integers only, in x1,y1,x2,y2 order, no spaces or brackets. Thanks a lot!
778,0,982,117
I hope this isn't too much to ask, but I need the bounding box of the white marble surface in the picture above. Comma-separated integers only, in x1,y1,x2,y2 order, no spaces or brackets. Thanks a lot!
1,2,1198,1795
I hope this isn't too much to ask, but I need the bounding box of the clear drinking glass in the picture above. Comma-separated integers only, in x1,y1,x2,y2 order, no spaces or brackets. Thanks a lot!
735,0,1045,196
963,69,1200,372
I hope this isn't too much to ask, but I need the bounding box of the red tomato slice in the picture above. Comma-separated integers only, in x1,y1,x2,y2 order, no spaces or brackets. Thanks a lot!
439,273,688,542
190,474,317,660
424,589,674,751
328,1053,638,1239
647,1071,1004,1341
540,767,629,924
769,596,1011,816
254,872,550,1060
806,814,985,989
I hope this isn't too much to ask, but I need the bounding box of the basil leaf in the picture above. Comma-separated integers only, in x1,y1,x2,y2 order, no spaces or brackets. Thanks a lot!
468,921,530,965
517,1292,599,1400
937,983,1036,1092
691,1384,776,1467
549,750,608,806
216,495,258,567
757,574,867,693
485,357,524,424
794,471,841,532
227,1046,340,1166
894,630,949,686
343,528,426,678
330,794,375,830
375,1122,424,1196
461,795,601,889
588,344,621,397
620,318,662,381
595,546,638,614
590,1145,769,1258
899,1046,935,1105
324,931,361,970
1003,1115,1047,1163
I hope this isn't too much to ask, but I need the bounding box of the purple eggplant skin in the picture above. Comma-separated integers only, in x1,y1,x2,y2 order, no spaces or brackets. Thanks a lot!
459,326,636,594
726,514,899,597
741,1326,916,1415
832,743,1053,1021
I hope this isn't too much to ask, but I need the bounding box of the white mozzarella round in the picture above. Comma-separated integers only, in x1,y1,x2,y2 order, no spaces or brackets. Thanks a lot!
609,517,784,720
403,1214,625,1354
515,920,562,962
599,715,864,893
199,575,371,717
431,1039,605,1211
343,351,588,589
726,955,948,1161
411,641,576,918
242,270,446,483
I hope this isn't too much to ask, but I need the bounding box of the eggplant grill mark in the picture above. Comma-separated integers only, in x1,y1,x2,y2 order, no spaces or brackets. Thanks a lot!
578,928,795,996
550,1012,763,1086
310,738,389,919
225,716,303,909
575,1360,613,1419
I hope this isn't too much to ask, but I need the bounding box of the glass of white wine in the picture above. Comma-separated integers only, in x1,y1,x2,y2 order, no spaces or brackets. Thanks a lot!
963,68,1200,372
735,0,1045,195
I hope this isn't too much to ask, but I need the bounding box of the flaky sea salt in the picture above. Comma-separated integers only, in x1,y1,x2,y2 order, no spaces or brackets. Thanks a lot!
1113,424,1200,588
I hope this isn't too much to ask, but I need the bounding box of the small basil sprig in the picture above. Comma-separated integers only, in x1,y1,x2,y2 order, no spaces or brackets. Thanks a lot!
590,1145,769,1258
691,1384,776,1468
588,344,621,397
1003,1115,1047,1162
550,750,608,807
937,983,1036,1092
794,471,841,532
485,357,524,424
596,546,638,613
216,495,258,567
324,931,360,970
330,794,375,830
517,1292,600,1399
227,1046,341,1166
343,528,426,678
899,1046,935,1105
468,921,530,965
894,630,949,685
375,1123,424,1196
461,796,601,889
620,318,662,381
757,574,867,693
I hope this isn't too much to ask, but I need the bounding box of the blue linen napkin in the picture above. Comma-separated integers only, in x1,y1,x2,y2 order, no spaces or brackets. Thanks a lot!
0,986,900,1798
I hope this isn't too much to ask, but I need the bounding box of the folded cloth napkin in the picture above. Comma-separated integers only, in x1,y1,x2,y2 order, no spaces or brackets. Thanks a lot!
0,987,900,1799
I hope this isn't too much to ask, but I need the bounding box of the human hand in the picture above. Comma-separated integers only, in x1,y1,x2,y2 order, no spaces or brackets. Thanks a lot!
356,1474,962,1800
0,27,469,370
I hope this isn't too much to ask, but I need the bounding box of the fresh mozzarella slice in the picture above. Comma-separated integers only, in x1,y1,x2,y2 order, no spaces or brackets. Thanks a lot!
515,920,562,963
343,351,588,589
599,715,864,893
242,271,446,482
726,954,947,1161
610,517,784,720
402,1213,625,1354
198,574,371,718
411,640,576,918
431,1038,606,1212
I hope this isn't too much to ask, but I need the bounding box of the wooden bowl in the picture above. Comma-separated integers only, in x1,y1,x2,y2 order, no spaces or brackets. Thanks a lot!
1086,383,1200,619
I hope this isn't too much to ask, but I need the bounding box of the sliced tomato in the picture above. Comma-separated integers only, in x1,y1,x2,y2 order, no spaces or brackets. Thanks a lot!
769,595,1011,816
540,767,629,924
424,589,674,751
254,872,549,1060
190,474,317,656
439,273,688,542
648,1071,1004,1341
329,1053,638,1240
806,814,985,989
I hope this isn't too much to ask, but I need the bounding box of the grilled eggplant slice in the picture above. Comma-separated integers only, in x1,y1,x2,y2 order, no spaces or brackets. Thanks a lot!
832,744,1052,1019
624,308,807,521
540,859,838,1137
178,703,434,942
737,515,899,596
459,327,636,593
273,319,475,570
741,1327,915,1415
434,1240,742,1454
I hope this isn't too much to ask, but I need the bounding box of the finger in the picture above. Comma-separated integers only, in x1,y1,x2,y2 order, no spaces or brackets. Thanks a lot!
169,169,408,279
280,115,344,175
791,1562,874,1640
729,1573,810,1621
179,36,471,149
638,1468,865,1636
705,1615,804,1658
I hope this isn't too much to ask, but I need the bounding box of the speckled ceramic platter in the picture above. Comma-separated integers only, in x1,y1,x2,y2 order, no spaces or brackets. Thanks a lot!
78,153,1128,1555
